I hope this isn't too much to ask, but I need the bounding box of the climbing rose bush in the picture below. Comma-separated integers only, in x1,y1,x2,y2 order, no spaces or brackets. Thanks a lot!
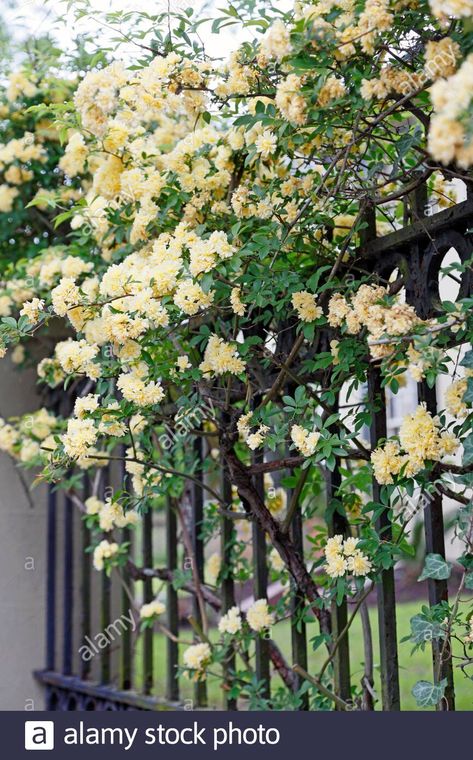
0,0,472,709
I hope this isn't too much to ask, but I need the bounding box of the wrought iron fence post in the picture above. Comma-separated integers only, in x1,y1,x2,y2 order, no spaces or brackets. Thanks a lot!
252,446,271,704
221,435,237,710
192,433,208,707
166,498,180,702
367,367,401,710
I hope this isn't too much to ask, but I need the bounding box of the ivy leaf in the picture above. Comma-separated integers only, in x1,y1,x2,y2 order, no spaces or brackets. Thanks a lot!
409,614,445,645
463,433,473,467
412,679,447,708
460,350,473,369
418,553,451,582
464,377,473,404
465,572,473,590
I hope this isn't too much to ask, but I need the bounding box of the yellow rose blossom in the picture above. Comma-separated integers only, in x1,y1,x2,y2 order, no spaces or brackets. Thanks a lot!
292,291,323,322
290,424,320,456
246,599,274,631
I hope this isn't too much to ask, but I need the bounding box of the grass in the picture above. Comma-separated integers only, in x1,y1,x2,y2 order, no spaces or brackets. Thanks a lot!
141,601,472,710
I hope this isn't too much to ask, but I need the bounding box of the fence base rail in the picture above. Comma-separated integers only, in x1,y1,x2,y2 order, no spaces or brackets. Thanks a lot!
34,670,185,712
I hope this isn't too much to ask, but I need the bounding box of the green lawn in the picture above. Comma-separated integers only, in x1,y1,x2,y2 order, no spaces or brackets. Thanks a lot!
142,601,472,710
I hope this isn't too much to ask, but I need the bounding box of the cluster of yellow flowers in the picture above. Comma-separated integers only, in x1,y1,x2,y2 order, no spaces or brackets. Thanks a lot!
328,285,421,358
6,70,39,102
268,547,286,574
174,280,214,316
0,131,47,211
183,642,212,680
246,598,274,632
254,129,278,158
218,606,242,634
260,19,292,61
230,153,316,215
85,495,140,532
116,370,165,407
291,291,323,322
199,335,245,377
206,552,221,585
357,0,393,55
371,403,459,484
20,298,45,324
0,247,93,327
361,38,459,101
445,378,469,418
429,0,473,19
230,287,246,317
428,54,473,168
62,418,98,460
318,76,346,106
0,67,79,223
92,539,121,571
237,412,269,451
0,419,19,456
324,535,372,578
275,74,307,125
55,339,100,380
290,424,320,457
0,408,58,464
139,599,166,620
432,174,458,209
265,474,288,521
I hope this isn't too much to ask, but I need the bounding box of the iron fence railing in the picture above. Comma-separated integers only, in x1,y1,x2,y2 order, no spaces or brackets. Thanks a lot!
35,184,472,711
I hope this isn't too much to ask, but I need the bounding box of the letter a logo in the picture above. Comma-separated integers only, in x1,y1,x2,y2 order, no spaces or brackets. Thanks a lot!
24,721,55,750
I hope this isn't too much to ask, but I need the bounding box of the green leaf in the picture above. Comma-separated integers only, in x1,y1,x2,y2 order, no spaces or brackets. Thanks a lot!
460,350,473,369
302,322,315,341
409,614,445,645
336,578,346,606
418,553,451,582
1,316,17,329
282,395,295,407
412,679,447,708
53,210,74,228
465,572,473,590
463,433,473,467
464,377,473,404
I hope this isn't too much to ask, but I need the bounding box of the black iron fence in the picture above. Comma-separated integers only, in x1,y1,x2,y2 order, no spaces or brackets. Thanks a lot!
34,184,472,711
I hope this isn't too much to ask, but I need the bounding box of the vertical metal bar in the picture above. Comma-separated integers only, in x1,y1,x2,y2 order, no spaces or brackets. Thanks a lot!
325,461,351,704
290,501,309,709
418,382,455,710
166,498,179,701
120,528,132,690
407,183,455,710
46,485,57,673
143,507,154,695
120,457,133,691
100,466,111,684
221,445,237,710
192,434,207,707
283,373,309,708
252,447,270,702
63,490,74,676
368,367,401,710
80,473,91,680
360,202,400,710
100,577,111,683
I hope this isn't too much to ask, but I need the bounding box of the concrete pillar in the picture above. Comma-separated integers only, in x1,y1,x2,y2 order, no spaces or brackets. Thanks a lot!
0,356,47,710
